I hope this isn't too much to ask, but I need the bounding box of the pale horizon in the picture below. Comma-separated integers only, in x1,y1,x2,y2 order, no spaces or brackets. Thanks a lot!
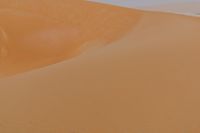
90,0,200,15
90,0,200,7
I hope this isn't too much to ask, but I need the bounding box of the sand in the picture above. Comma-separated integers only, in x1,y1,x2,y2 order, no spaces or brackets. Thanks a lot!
0,0,141,76
0,0,200,133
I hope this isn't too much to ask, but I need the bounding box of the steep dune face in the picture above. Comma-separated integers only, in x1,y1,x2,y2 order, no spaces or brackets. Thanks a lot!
0,1,200,133
0,0,141,76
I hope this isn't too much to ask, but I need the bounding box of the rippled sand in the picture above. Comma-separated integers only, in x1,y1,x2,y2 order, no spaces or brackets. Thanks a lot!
0,0,200,133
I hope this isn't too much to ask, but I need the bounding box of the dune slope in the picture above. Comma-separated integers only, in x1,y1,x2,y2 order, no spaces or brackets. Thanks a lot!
0,1,200,133
0,0,141,76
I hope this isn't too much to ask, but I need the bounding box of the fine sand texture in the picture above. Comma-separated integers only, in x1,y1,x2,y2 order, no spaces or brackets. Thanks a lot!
0,0,200,133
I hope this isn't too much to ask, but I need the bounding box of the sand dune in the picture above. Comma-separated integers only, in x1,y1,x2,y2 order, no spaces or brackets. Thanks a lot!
0,0,140,76
0,0,200,133
142,2,200,15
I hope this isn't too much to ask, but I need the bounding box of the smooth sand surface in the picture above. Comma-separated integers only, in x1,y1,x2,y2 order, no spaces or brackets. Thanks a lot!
0,0,140,76
0,0,200,133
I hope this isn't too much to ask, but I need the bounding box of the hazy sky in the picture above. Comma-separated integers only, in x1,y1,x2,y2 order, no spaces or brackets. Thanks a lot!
91,0,200,7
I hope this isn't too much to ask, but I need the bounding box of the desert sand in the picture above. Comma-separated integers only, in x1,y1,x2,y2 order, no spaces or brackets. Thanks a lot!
0,0,200,133
0,0,141,76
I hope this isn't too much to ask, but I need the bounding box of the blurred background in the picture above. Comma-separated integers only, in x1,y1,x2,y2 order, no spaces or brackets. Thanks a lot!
90,0,200,16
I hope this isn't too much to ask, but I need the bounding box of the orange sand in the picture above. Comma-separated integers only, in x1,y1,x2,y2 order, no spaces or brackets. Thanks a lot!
0,0,140,76
0,1,200,133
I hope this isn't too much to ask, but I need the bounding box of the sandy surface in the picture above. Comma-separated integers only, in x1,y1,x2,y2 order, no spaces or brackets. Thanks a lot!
0,0,200,133
0,0,140,76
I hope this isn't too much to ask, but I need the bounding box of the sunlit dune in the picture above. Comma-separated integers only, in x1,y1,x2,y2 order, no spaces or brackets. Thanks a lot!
0,0,200,133
0,0,141,76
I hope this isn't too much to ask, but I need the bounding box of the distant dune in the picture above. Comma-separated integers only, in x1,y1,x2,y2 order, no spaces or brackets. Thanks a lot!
142,2,200,15
0,1,200,133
